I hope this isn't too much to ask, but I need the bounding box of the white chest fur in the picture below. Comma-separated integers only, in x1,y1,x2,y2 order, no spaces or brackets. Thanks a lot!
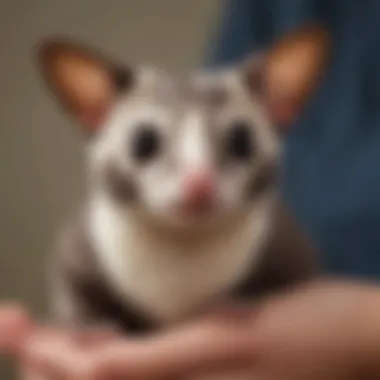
88,195,276,325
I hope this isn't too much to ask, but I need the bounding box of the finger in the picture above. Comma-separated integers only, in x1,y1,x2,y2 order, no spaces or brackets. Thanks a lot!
0,303,34,355
22,327,83,380
22,328,117,380
20,363,53,380
89,316,257,379
72,325,120,348
19,325,119,380
22,314,256,380
27,345,100,380
22,324,117,354
146,323,254,376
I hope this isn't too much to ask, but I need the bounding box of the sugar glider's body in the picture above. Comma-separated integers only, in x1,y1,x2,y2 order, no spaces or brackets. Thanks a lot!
50,196,316,333
37,24,328,344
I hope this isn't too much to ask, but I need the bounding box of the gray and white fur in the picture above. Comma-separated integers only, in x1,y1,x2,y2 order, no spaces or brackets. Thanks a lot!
37,25,328,337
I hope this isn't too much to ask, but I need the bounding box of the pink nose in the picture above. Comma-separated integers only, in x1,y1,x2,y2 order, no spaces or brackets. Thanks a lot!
183,171,215,209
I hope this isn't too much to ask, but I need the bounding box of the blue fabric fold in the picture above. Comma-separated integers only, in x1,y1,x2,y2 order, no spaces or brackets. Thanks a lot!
206,0,380,279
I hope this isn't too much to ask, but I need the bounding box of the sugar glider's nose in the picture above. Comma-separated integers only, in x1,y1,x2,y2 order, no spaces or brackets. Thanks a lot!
182,171,215,212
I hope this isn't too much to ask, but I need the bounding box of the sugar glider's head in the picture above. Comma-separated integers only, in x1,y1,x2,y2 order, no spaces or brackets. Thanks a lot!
36,25,328,230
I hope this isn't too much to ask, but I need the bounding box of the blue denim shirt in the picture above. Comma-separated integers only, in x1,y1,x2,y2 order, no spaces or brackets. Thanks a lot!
206,0,380,279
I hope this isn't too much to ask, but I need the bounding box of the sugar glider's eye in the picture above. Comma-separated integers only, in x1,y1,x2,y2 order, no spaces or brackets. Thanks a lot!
225,121,254,161
132,123,161,162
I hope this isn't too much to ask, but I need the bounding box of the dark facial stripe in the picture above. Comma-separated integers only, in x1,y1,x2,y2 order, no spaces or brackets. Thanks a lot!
104,163,136,203
247,161,278,199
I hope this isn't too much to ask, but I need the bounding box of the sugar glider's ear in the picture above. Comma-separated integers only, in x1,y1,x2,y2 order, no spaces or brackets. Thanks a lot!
243,24,330,132
36,37,133,135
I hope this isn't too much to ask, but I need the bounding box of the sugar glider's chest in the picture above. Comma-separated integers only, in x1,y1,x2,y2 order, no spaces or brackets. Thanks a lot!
88,201,274,324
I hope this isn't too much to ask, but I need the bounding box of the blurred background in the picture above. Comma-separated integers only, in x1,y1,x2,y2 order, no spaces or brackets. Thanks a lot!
0,1,220,378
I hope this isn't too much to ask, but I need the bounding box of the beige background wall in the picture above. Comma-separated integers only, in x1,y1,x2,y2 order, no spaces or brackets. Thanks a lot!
0,1,221,378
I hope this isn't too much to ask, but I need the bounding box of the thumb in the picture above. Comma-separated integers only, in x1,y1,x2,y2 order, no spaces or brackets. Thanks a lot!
0,303,35,356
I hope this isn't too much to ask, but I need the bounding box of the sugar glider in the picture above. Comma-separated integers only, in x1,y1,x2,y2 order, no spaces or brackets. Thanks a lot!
36,25,328,336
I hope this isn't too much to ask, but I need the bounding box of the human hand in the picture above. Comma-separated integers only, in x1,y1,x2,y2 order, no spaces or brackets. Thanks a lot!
20,325,121,380
0,304,121,380
8,279,380,380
